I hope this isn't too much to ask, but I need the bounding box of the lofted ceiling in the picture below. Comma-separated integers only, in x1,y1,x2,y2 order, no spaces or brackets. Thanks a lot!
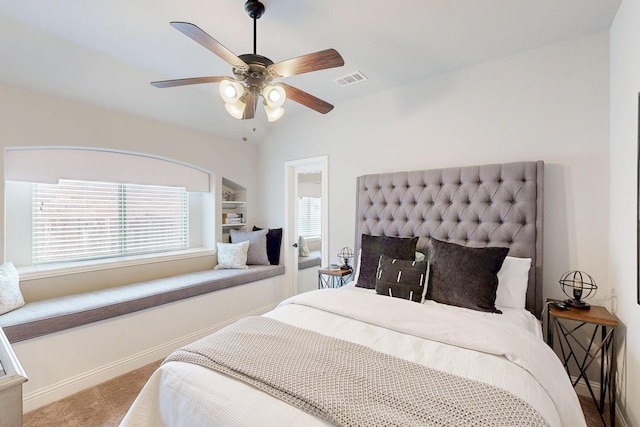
0,0,621,144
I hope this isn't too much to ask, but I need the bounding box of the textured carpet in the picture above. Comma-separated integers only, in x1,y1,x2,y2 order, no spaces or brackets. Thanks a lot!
24,360,612,426
23,360,161,427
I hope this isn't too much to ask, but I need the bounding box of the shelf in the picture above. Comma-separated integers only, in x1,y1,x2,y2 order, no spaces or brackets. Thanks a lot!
222,224,246,229
222,201,246,209
222,178,246,235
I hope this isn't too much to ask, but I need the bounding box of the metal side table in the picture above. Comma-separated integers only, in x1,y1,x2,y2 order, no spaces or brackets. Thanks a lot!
546,301,617,426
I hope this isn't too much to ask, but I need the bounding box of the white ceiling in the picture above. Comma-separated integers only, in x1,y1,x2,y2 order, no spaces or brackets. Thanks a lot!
0,0,621,144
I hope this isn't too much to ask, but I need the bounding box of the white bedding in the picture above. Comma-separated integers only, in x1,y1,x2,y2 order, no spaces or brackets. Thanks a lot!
121,285,586,427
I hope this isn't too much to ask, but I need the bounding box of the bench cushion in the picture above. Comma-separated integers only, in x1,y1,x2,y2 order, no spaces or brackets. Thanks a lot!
0,265,284,343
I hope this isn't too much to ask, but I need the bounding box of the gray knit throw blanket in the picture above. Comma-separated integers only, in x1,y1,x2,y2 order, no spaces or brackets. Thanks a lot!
165,316,550,427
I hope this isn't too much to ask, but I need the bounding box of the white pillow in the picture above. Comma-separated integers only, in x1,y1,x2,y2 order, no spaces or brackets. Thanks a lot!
298,236,310,257
495,256,532,309
215,241,250,269
0,261,25,315
353,248,362,282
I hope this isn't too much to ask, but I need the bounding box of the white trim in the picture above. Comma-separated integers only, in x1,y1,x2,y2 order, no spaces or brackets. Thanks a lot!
284,156,329,296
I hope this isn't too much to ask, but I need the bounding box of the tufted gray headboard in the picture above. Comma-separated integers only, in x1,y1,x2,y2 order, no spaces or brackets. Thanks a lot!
354,161,544,317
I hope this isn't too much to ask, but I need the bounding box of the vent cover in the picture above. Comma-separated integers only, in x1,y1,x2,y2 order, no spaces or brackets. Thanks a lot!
334,71,367,87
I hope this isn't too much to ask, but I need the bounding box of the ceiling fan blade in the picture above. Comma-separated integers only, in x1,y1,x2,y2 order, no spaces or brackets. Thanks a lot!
281,83,334,114
243,93,258,119
151,76,227,88
269,49,344,78
170,22,248,70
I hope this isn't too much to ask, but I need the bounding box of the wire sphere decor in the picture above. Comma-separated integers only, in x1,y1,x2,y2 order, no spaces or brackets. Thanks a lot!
559,270,597,310
337,247,354,270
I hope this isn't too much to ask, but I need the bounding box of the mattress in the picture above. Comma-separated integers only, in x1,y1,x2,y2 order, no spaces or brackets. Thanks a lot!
120,283,586,427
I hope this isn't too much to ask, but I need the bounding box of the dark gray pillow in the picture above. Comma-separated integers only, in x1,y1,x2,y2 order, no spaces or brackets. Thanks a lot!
356,234,418,289
426,238,509,313
375,255,428,303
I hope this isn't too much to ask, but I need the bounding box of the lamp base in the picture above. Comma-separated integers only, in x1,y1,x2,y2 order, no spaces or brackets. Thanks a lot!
564,299,591,310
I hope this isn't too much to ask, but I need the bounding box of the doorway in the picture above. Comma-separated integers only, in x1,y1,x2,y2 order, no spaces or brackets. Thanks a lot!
284,156,328,296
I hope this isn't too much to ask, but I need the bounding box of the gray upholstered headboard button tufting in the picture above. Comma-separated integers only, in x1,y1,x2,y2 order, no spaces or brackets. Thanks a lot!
354,161,544,317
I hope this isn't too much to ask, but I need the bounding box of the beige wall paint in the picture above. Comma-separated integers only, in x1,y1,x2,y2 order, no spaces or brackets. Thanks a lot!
610,0,640,425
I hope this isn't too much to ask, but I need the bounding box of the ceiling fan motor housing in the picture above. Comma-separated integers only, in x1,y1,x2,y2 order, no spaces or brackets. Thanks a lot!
235,53,275,93
244,1,265,19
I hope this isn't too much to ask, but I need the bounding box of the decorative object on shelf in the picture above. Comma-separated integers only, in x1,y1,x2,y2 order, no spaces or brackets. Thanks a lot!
223,191,238,201
337,247,354,271
559,270,597,310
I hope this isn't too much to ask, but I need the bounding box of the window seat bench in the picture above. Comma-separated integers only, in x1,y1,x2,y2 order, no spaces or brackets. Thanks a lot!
0,265,285,343
298,250,322,270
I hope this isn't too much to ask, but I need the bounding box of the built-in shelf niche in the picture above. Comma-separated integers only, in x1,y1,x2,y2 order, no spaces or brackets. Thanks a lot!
221,178,246,236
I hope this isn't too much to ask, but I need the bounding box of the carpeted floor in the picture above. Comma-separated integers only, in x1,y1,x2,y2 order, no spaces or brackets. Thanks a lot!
23,360,161,427
24,360,613,426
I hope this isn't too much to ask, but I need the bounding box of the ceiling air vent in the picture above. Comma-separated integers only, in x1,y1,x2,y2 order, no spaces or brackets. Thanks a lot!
334,71,368,87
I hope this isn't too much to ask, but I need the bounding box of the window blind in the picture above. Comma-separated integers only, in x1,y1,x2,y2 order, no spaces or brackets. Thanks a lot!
297,196,321,238
33,180,188,264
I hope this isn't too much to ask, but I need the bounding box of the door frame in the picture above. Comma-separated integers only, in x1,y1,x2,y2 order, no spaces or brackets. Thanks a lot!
284,156,329,296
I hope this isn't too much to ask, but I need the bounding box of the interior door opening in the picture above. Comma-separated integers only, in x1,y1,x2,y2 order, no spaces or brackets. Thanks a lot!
284,156,328,296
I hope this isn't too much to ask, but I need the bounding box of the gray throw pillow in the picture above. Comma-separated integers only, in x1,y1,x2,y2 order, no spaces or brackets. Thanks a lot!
426,238,508,313
230,228,269,265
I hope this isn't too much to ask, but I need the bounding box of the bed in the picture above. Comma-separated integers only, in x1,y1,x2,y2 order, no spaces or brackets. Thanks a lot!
121,161,586,427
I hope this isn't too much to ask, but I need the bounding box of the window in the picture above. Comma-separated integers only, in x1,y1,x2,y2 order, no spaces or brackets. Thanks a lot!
297,196,321,238
32,180,188,264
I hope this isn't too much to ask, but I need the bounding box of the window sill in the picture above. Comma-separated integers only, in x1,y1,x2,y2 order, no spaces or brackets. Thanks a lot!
17,248,216,282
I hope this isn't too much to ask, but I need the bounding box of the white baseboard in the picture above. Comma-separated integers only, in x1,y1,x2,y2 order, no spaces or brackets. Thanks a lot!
22,303,276,412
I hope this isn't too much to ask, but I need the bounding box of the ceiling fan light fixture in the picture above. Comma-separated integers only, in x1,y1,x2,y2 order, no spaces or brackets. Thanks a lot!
225,100,247,120
152,1,345,122
219,79,245,104
264,103,285,122
263,84,286,109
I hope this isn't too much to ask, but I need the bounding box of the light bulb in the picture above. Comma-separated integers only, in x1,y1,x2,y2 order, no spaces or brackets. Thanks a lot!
223,85,237,98
262,85,286,109
219,80,245,104
264,104,285,122
225,100,246,120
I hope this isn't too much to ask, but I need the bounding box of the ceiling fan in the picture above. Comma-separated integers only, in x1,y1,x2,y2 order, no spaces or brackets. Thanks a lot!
151,0,345,122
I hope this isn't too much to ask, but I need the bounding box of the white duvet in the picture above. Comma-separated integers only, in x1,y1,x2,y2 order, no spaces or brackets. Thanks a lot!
121,285,586,427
